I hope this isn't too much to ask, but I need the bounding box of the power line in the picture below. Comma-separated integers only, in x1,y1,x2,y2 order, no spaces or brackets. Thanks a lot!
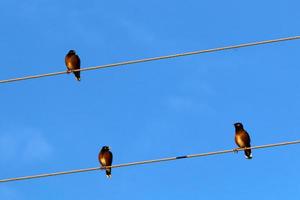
1,139,299,183
1,36,300,84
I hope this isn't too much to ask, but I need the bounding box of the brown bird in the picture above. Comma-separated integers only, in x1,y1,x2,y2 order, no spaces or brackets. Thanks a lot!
234,122,252,159
98,146,113,178
65,50,81,81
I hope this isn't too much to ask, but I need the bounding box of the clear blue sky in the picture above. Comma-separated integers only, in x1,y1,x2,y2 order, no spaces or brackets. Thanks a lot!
1,0,300,199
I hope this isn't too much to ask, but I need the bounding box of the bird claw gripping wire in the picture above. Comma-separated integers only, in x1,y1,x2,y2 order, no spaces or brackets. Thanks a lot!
233,148,240,153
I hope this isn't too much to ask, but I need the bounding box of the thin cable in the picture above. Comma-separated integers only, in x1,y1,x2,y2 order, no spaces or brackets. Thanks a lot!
1,36,300,84
0,139,299,183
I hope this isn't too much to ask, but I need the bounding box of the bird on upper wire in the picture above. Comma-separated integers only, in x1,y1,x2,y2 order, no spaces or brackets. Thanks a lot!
65,50,81,81
98,146,113,178
234,122,253,159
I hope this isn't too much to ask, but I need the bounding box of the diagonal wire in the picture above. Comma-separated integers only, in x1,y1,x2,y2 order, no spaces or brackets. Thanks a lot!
0,139,299,183
1,36,300,84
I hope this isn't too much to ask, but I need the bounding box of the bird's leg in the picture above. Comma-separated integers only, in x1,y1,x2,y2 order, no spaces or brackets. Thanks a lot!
233,148,240,153
66,69,72,73
100,166,105,170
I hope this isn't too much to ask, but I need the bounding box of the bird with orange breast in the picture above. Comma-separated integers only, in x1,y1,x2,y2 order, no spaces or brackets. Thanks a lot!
234,122,252,159
65,50,81,81
98,146,113,178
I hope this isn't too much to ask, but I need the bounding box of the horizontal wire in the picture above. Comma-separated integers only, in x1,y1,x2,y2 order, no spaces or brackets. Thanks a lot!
1,139,299,183
1,36,300,84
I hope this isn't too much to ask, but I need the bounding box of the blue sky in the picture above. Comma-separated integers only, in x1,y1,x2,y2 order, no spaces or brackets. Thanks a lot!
1,0,300,199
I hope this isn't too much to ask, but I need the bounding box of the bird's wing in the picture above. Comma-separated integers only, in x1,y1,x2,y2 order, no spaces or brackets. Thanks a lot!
105,151,113,166
244,131,251,146
72,55,80,68
109,151,113,164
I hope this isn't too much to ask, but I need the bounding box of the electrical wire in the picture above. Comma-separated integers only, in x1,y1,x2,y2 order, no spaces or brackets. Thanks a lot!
1,139,299,183
1,36,300,84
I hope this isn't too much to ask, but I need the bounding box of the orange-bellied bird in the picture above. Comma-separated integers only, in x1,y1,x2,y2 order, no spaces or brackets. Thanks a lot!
65,50,81,81
234,122,252,159
98,146,113,178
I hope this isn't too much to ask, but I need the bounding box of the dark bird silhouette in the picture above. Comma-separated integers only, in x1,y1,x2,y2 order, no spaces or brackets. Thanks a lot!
98,146,113,178
65,50,81,81
234,122,252,159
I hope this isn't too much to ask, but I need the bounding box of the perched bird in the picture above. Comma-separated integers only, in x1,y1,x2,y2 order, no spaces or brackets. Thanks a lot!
65,50,81,81
234,122,252,159
98,146,113,178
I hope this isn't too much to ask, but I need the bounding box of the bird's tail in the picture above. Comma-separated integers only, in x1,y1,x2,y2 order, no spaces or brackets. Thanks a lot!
73,72,81,81
106,169,112,178
244,148,252,159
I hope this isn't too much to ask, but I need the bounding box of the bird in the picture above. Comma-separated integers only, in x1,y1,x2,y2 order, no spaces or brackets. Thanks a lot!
65,50,81,81
98,146,113,178
234,122,252,159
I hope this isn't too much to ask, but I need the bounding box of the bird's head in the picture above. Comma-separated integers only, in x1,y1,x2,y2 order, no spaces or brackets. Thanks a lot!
68,50,76,54
102,146,111,151
234,122,244,130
